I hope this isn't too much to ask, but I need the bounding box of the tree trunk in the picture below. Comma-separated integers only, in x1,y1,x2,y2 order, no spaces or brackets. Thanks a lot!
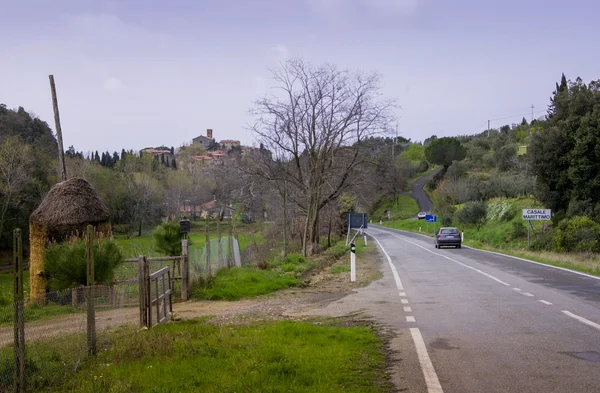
282,180,288,257
138,221,142,237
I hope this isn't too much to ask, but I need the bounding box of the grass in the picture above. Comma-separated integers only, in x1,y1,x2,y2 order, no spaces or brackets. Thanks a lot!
193,267,300,300
382,196,600,277
4,318,389,393
372,195,419,221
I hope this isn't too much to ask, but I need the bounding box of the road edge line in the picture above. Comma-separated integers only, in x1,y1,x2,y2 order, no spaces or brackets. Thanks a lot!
370,233,404,291
562,310,600,332
410,327,444,393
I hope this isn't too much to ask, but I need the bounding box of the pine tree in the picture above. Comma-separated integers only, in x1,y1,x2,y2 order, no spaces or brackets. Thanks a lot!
170,146,175,155
112,152,119,167
94,151,100,162
171,157,177,169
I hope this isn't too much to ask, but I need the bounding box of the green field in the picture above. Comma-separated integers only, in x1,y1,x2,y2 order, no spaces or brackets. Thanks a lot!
8,318,390,393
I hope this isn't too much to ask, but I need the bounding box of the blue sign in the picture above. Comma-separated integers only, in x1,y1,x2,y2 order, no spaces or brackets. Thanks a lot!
425,214,437,223
347,213,368,229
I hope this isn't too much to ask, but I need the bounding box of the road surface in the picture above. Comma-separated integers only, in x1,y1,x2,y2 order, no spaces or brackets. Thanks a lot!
359,225,600,392
411,168,441,214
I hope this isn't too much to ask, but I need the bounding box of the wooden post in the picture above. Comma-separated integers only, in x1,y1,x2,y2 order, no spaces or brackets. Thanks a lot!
138,256,146,328
85,225,96,356
205,217,211,277
217,217,223,268
49,75,67,182
228,216,234,268
181,234,189,301
145,257,151,328
13,229,25,393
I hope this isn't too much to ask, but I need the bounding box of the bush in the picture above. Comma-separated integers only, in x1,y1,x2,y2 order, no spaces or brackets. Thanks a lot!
454,201,488,230
552,216,600,253
530,231,553,251
440,214,453,226
153,221,189,256
45,239,123,290
511,221,527,239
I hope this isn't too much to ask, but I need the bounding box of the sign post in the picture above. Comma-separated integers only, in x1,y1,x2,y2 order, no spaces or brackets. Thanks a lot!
425,214,437,236
350,243,356,282
522,209,551,248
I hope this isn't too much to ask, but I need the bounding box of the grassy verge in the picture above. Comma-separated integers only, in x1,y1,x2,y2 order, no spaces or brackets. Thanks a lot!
4,318,389,393
193,267,300,300
372,195,419,221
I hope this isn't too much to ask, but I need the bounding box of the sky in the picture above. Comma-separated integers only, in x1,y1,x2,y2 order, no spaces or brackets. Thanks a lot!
1,0,599,153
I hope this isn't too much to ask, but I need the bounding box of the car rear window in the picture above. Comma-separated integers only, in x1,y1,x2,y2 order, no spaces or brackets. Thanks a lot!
440,228,458,234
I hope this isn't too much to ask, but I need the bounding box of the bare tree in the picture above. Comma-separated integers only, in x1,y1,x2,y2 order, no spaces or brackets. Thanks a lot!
251,59,395,255
0,136,34,237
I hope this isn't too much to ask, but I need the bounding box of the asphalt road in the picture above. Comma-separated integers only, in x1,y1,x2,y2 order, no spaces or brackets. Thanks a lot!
411,168,442,214
367,225,600,393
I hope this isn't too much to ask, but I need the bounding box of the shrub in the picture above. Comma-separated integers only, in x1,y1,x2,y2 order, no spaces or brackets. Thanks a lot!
552,216,600,253
45,239,123,290
440,214,453,227
153,221,188,256
511,221,527,239
530,231,553,251
454,201,488,230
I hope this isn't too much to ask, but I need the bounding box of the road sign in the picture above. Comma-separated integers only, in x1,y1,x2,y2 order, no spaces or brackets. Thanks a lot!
522,209,551,221
347,213,368,229
425,214,437,223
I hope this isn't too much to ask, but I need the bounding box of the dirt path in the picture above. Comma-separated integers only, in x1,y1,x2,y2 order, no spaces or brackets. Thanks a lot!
0,244,382,348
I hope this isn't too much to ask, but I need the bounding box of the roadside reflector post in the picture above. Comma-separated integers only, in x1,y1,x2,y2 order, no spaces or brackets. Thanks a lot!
363,234,368,245
461,231,464,242
350,243,356,282
419,226,421,232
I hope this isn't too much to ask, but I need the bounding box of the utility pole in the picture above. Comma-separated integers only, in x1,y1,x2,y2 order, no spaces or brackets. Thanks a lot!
49,75,67,181
530,104,535,122
487,120,490,137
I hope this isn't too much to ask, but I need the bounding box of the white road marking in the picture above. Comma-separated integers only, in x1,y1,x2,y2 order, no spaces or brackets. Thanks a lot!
399,292,406,297
562,311,600,332
522,292,534,297
404,306,412,312
372,236,404,290
410,328,444,393
401,299,409,304
513,288,522,291
406,316,416,322
539,300,553,305
370,228,510,287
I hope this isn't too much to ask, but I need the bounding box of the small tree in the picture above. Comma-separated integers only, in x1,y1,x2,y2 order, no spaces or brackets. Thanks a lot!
454,201,487,230
45,239,123,291
425,137,466,169
153,221,188,256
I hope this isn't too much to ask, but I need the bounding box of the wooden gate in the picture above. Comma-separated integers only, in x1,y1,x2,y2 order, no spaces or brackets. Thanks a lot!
139,257,173,328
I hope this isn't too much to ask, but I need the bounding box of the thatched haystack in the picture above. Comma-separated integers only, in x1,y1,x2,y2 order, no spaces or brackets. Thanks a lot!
29,178,111,303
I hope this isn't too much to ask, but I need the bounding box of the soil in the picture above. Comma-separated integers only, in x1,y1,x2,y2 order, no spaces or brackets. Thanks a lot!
0,242,382,347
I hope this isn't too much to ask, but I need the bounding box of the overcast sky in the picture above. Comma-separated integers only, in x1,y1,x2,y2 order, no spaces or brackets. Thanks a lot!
1,0,598,153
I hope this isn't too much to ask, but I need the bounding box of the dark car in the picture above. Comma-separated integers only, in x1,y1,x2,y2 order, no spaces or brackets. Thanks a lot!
435,227,462,249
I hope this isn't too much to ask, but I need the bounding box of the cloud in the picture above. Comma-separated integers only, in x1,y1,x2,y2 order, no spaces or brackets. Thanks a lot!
104,77,125,92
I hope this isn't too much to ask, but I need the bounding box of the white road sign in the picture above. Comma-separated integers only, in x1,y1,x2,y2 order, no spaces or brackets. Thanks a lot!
522,209,552,221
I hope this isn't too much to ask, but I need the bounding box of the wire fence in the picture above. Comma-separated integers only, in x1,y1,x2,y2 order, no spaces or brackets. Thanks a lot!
189,236,241,284
0,281,141,392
